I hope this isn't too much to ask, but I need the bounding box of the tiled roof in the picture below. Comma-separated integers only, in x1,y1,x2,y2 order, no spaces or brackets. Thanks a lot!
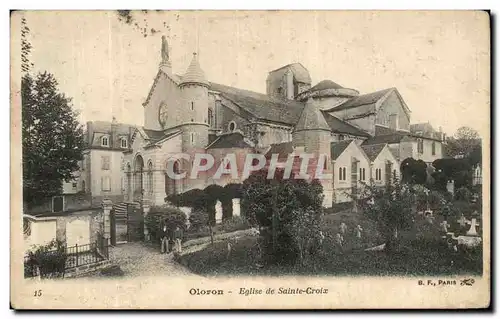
210,82,305,126
180,53,209,87
143,129,167,142
310,80,343,92
322,112,371,137
207,131,253,149
361,144,386,161
294,98,330,132
362,133,408,145
265,142,294,159
331,140,353,160
332,88,394,111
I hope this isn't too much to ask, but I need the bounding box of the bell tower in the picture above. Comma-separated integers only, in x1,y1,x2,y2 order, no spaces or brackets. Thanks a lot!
179,52,210,153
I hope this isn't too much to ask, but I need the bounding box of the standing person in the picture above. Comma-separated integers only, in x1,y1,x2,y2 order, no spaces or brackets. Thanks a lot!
160,222,169,254
173,226,183,253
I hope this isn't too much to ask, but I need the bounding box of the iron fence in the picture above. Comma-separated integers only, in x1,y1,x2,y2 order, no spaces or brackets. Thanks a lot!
24,233,110,278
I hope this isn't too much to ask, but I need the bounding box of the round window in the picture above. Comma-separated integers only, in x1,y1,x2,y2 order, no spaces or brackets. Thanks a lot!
228,121,236,132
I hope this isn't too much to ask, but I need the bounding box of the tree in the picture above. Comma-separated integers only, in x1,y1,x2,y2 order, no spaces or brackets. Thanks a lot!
400,158,427,185
221,183,243,220
432,158,474,189
446,126,481,158
358,180,415,253
145,205,187,243
242,168,324,265
22,72,85,206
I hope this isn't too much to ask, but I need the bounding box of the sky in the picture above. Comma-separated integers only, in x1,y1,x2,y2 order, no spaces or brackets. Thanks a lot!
15,10,490,137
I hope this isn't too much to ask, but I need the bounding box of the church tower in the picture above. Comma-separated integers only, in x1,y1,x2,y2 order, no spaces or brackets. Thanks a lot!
179,52,210,153
292,97,333,207
292,97,331,155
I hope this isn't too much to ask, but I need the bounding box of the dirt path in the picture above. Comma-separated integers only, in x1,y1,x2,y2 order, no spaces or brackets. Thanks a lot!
106,243,196,277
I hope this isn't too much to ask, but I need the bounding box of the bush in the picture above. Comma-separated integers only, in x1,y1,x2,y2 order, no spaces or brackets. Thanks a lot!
145,205,187,243
189,207,209,231
25,239,67,278
219,216,250,233
455,186,471,201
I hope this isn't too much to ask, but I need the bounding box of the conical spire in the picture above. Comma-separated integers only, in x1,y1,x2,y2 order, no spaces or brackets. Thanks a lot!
180,52,209,87
294,98,330,132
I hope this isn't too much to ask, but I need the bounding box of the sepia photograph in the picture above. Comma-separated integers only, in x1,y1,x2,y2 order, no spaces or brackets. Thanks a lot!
10,10,490,309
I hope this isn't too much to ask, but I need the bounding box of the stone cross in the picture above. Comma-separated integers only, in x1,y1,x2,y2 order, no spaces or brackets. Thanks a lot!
440,220,451,233
335,233,343,246
355,225,363,239
466,218,480,237
457,214,470,228
340,222,347,235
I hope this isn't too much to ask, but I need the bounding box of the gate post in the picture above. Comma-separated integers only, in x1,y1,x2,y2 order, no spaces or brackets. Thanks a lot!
102,199,113,245
142,199,151,242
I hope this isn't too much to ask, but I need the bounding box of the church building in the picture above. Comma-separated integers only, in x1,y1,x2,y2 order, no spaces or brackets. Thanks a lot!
86,36,446,208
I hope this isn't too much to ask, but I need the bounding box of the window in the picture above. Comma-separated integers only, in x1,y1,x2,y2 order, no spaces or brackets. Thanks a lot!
417,138,424,154
228,121,236,132
339,167,347,181
190,132,195,144
121,138,128,148
72,182,77,189
101,156,110,170
101,176,111,192
101,136,109,147
52,196,64,212
339,134,345,141
359,168,366,181
82,180,86,192
191,102,194,110
323,159,328,170
208,108,214,127
431,141,436,155
375,168,382,181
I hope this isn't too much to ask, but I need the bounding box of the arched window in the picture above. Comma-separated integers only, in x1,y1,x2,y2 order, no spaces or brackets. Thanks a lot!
208,108,214,127
101,136,109,147
148,162,153,194
431,141,436,155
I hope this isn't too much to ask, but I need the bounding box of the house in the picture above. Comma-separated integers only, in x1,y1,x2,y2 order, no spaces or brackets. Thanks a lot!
361,143,400,187
331,140,371,203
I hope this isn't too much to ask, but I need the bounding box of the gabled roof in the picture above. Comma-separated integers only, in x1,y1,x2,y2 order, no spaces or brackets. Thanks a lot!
210,82,305,126
322,112,371,137
361,144,387,161
331,140,354,160
310,80,343,92
294,98,330,132
264,142,294,159
268,63,312,84
206,131,253,149
332,88,394,111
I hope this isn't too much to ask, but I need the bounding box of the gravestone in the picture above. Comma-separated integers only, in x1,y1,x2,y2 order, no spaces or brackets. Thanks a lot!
446,180,455,196
232,198,241,217
215,200,223,224
466,218,480,237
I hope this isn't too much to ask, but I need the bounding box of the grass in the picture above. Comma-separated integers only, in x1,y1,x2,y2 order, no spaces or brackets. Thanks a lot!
177,201,483,277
